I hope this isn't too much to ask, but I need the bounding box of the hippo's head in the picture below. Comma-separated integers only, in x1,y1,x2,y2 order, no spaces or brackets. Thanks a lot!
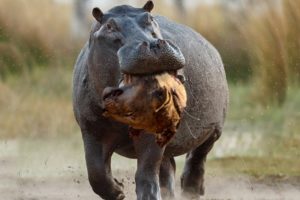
102,73,187,146
90,1,185,75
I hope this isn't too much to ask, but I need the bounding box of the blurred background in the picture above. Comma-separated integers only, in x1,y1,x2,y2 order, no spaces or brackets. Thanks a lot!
0,0,299,199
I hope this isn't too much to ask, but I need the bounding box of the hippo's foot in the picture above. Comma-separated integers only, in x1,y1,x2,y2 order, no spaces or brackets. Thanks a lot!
111,179,126,200
159,157,176,199
89,166,126,200
133,132,165,200
181,170,205,196
181,131,221,197
113,178,126,199
136,176,161,200
82,133,125,200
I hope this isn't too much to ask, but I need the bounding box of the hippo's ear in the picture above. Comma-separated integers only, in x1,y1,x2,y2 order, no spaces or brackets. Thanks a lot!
143,1,154,12
92,7,103,23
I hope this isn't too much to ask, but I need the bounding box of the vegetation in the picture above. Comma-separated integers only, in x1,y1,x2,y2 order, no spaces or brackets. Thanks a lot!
0,0,74,76
0,0,299,176
0,67,76,138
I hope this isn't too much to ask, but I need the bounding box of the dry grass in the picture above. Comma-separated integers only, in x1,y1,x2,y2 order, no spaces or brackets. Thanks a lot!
0,0,71,53
237,0,300,105
0,67,77,138
0,0,73,74
284,0,300,84
241,2,287,105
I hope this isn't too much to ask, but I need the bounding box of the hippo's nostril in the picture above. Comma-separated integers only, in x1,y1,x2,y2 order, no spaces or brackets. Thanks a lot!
158,39,166,45
150,39,165,50
150,41,158,49
151,32,157,38
142,41,148,47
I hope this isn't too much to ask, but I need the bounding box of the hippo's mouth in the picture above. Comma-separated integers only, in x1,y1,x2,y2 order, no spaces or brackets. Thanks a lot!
102,70,184,101
118,39,186,75
102,70,185,115
119,70,185,86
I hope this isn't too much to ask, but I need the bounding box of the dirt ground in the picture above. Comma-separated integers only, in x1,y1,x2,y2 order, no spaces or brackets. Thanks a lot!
0,139,299,200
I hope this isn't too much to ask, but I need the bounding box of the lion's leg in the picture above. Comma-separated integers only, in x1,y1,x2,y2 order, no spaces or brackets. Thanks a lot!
133,132,165,200
181,129,221,197
82,133,125,200
159,157,176,199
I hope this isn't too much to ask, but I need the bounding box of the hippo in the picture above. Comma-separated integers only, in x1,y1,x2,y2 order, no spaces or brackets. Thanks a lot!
102,73,187,147
72,1,228,200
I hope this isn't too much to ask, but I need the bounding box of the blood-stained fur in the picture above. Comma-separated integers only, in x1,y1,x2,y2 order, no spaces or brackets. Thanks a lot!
102,73,187,146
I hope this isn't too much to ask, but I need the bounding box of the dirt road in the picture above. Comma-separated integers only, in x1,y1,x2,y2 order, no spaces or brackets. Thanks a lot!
1,167,299,200
0,138,299,200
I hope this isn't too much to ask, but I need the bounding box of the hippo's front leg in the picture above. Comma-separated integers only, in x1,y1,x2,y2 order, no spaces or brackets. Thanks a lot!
159,157,176,199
133,132,165,200
82,133,125,200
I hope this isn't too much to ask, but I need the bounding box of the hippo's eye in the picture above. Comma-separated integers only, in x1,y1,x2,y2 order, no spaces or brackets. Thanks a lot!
145,15,154,25
105,19,119,32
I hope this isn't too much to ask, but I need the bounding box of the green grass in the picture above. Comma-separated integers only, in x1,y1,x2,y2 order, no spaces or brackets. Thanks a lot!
207,156,300,177
208,82,300,177
227,82,300,136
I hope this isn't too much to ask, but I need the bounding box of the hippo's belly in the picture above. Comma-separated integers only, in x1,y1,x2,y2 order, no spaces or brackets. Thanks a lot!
114,125,217,158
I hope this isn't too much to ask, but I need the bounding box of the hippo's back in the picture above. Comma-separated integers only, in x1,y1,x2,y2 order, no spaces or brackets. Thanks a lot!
156,16,229,154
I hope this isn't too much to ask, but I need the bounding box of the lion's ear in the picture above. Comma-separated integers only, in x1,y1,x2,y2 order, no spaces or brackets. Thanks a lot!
171,89,185,115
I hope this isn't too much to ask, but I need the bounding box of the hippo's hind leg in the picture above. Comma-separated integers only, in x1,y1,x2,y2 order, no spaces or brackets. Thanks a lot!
181,129,221,197
82,133,125,200
159,157,176,199
133,132,165,200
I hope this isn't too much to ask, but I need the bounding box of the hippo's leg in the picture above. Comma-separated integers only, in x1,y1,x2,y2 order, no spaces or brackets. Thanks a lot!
159,157,176,199
181,129,221,197
133,133,165,200
82,133,125,200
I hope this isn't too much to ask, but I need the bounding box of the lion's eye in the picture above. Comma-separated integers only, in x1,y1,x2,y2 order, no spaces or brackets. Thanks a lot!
154,89,165,100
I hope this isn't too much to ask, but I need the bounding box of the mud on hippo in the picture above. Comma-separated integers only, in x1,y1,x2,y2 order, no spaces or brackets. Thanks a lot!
72,1,229,200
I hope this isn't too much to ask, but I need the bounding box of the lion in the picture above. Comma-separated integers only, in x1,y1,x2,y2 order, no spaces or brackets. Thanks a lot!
102,72,187,147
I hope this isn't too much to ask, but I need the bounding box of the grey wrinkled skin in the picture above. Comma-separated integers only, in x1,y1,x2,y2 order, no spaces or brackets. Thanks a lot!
72,1,228,200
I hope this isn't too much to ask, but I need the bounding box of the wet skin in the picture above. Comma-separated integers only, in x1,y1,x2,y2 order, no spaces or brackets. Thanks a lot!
72,1,228,200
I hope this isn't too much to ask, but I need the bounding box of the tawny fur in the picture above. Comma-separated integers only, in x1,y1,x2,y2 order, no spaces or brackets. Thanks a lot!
103,73,187,146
